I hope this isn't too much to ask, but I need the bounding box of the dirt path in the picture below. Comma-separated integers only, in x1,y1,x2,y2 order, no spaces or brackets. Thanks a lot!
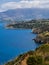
21,55,29,65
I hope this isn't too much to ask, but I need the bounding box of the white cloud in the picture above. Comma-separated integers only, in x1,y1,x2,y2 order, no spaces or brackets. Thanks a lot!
0,0,49,12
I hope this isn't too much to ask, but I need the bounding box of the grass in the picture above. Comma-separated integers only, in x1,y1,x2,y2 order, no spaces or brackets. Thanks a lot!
5,44,49,65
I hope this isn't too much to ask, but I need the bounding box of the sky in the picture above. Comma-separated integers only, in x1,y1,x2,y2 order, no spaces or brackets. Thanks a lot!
0,0,49,12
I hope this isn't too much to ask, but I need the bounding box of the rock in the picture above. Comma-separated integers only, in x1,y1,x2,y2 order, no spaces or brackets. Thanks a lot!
32,28,42,34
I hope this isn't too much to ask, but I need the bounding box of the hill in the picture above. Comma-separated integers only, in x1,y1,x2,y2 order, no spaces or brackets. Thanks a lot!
0,8,49,21
5,43,49,65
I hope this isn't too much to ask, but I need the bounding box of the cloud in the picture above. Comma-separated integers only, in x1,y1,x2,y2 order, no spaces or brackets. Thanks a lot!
0,0,49,12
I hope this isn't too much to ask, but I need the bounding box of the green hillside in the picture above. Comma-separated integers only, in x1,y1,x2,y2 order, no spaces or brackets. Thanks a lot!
5,43,49,65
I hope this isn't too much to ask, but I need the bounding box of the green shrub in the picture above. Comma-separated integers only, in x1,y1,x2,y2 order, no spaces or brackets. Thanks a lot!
27,56,44,65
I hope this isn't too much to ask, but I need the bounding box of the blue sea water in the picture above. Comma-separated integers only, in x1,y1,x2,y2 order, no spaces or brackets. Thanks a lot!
0,22,40,64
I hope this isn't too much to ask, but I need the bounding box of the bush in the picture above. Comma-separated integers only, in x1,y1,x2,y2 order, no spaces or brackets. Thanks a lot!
27,56,43,65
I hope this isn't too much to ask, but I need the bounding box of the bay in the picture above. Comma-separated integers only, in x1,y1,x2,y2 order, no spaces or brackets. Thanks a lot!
0,22,40,64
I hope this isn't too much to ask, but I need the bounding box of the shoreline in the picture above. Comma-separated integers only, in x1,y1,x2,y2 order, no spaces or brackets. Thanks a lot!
0,19,49,65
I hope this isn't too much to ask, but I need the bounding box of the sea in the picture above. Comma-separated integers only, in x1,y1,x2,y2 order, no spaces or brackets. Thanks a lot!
0,22,40,64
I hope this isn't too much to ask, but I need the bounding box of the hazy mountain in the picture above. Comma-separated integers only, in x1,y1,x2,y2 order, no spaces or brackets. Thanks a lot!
0,8,49,21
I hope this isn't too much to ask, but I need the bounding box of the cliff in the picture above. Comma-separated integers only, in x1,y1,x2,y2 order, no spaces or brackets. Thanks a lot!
34,31,49,43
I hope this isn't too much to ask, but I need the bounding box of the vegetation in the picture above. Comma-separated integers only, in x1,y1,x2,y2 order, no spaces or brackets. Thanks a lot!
27,56,43,65
4,44,49,65
6,19,49,29
34,31,49,43
5,19,49,65
27,44,49,65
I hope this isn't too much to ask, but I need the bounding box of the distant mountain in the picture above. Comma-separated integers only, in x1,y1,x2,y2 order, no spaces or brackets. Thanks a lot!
0,8,49,21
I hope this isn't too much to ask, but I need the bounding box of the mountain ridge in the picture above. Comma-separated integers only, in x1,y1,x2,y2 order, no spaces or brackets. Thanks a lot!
0,8,49,21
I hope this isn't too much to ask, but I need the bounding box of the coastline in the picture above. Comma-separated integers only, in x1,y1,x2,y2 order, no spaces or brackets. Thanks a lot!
1,19,49,65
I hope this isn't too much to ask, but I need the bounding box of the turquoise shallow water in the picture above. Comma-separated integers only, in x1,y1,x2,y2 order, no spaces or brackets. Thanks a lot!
0,23,40,64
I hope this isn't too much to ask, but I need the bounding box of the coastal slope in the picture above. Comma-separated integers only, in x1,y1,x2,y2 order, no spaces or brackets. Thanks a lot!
5,43,49,65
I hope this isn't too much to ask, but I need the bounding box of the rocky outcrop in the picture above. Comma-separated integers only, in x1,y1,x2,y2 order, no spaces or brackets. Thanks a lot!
33,31,49,44
32,28,42,34
33,38,44,43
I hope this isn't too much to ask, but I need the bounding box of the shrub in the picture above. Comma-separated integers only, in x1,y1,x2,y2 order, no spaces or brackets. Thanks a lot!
27,56,43,65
